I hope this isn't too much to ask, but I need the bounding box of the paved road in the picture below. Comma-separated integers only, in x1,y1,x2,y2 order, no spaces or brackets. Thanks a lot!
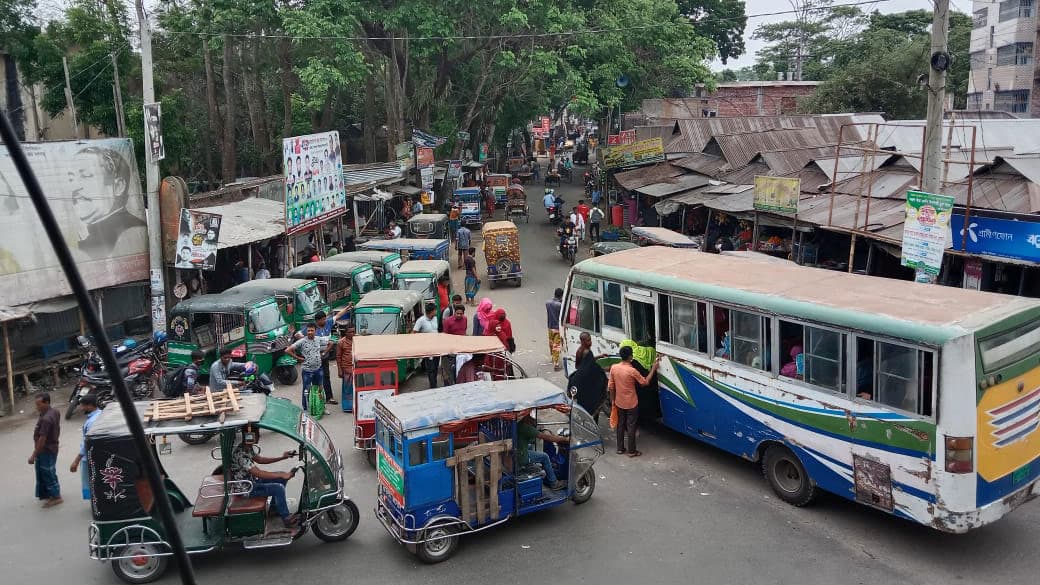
2,172,1038,584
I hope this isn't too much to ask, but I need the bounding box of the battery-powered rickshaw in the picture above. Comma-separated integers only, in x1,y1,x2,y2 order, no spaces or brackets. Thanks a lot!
481,221,522,288
373,379,602,563
454,188,483,228
351,333,525,465
329,250,403,289
407,213,449,239
167,290,298,385
630,226,699,249
394,259,452,317
359,238,450,262
86,394,358,583
228,278,329,336
285,260,378,315
505,184,529,224
486,174,511,207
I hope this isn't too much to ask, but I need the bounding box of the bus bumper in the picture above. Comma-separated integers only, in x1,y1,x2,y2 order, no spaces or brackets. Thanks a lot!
932,478,1040,533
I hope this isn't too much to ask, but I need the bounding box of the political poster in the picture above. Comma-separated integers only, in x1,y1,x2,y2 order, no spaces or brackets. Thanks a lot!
901,190,954,275
173,209,222,271
753,176,800,214
143,103,165,163
417,146,435,191
283,131,345,235
0,138,148,306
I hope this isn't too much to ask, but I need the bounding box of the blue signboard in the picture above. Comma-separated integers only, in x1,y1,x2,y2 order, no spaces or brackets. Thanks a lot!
950,213,1040,263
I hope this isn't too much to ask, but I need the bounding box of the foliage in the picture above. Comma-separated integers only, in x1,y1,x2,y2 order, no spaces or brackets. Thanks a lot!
678,0,747,64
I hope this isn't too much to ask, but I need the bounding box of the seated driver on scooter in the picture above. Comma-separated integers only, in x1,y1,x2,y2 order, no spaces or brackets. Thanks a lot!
230,428,300,535
517,414,569,490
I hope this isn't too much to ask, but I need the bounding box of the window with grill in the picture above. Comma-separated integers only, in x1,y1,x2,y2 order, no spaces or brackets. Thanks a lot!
1000,0,1034,21
996,43,1033,66
995,90,1030,113
973,8,987,28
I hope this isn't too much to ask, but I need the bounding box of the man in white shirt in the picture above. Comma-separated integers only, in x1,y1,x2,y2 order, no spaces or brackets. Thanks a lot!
570,207,586,242
389,222,402,239
412,303,440,387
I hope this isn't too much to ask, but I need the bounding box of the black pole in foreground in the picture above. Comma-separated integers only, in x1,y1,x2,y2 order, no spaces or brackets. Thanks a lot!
0,112,198,585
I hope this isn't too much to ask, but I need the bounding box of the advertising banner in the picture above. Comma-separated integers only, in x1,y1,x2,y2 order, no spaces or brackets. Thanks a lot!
607,134,621,146
950,212,1040,263
619,129,636,145
541,116,550,134
447,160,463,180
417,146,435,191
901,190,954,275
283,131,345,235
412,129,446,148
173,209,222,270
601,137,666,170
0,138,148,306
478,143,489,161
753,176,800,214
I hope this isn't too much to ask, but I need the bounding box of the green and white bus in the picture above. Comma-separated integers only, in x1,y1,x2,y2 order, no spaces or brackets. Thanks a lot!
561,247,1040,532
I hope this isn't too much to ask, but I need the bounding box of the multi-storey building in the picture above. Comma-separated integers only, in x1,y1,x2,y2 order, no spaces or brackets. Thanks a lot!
967,0,1036,115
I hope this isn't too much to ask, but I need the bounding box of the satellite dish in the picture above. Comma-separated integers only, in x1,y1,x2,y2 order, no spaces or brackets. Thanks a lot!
616,75,630,88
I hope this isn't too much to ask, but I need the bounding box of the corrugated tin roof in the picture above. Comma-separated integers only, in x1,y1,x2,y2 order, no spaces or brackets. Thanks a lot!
193,197,285,249
794,193,907,234
343,161,403,186
943,175,1040,213
663,114,883,155
634,174,711,198
719,161,770,185
831,165,920,200
711,128,830,169
635,125,672,142
0,305,31,323
672,153,726,176
614,164,685,190
874,119,1040,154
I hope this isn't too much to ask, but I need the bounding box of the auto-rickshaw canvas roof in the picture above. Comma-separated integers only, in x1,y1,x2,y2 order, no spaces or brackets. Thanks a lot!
286,260,370,279
375,378,568,433
631,226,699,247
481,221,518,234
353,333,505,362
170,290,278,316
230,278,316,296
86,394,274,438
591,241,639,255
355,289,423,311
408,213,448,222
328,250,401,266
397,259,450,275
360,239,448,252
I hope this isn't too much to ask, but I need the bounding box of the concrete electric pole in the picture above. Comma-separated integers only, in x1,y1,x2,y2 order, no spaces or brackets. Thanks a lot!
135,0,167,332
922,0,950,194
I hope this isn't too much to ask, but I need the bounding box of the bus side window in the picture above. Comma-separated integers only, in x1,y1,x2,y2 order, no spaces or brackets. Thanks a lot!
660,295,707,353
566,296,600,332
717,308,770,372
603,281,623,329
627,298,656,345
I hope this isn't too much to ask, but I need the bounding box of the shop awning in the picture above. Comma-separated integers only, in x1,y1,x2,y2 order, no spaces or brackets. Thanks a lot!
192,197,286,250
0,305,31,324
464,161,486,169
635,174,711,199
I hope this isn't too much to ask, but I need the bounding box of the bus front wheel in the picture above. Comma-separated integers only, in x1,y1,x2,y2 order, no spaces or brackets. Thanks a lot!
762,444,817,507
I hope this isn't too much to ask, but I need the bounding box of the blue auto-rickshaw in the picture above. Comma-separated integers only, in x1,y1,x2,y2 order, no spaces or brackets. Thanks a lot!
454,187,483,228
373,378,603,563
359,238,450,261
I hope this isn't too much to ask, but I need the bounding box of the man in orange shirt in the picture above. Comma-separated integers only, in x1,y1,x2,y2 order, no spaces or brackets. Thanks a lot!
608,345,659,457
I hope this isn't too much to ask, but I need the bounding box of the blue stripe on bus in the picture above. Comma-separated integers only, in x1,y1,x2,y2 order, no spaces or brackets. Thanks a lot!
801,445,937,504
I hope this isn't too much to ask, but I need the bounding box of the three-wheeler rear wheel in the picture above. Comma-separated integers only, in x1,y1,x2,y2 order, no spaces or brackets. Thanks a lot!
111,544,168,584
415,523,460,564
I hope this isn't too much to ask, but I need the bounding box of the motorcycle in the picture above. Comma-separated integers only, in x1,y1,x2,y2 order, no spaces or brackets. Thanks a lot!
557,227,578,265
178,362,273,445
66,334,166,419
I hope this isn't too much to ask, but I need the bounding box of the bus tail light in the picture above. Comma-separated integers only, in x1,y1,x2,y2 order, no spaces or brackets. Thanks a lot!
945,436,974,474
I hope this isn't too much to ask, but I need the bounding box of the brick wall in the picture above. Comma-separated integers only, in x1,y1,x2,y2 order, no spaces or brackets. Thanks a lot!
710,83,819,117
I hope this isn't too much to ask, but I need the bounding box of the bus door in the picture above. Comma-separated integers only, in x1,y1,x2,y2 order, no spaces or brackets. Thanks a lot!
624,287,657,346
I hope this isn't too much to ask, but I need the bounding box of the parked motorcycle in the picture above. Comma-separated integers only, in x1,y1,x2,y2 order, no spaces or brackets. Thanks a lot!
66,333,167,419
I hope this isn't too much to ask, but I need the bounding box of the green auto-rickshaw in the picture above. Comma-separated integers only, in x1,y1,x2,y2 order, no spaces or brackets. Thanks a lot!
228,278,329,335
328,250,403,289
286,260,378,315
394,259,452,317
353,289,424,379
167,289,300,385
86,394,359,583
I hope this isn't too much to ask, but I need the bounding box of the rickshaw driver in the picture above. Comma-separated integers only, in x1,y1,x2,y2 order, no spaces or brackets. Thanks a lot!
230,427,301,535
517,415,569,491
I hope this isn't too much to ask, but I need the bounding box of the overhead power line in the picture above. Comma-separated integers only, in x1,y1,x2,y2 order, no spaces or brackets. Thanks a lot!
154,0,897,42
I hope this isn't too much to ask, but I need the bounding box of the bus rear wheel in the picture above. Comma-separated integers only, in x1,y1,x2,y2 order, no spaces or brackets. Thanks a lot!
762,444,817,507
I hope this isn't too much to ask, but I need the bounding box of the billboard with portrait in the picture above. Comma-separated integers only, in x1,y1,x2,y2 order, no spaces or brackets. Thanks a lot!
283,131,345,235
0,138,148,306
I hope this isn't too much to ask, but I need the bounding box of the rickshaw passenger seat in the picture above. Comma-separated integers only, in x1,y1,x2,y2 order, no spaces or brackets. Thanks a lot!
192,475,269,517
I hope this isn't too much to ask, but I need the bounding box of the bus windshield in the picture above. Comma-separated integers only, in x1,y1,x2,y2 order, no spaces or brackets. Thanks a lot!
354,269,377,294
249,303,285,333
296,284,323,316
356,312,399,335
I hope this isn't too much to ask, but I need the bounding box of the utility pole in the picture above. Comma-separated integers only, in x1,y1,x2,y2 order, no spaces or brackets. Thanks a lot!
135,0,167,333
111,53,127,138
922,0,950,193
61,57,81,139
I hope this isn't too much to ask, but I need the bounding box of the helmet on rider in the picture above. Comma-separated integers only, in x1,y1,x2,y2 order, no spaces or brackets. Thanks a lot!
152,331,168,345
